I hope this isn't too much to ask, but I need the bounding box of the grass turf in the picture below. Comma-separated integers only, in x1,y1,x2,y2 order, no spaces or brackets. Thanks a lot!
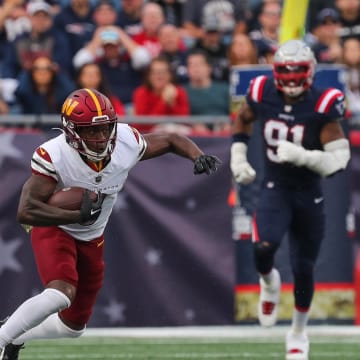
17,335,360,359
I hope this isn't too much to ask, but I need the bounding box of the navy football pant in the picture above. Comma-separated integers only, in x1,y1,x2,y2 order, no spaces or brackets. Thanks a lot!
253,182,325,309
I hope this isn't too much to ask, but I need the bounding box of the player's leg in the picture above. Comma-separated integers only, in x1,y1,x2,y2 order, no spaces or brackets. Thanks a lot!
254,186,292,327
59,235,105,328
0,227,80,358
286,185,325,360
11,233,105,346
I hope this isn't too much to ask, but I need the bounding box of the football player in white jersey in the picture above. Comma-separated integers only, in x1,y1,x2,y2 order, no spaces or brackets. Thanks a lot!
0,88,221,359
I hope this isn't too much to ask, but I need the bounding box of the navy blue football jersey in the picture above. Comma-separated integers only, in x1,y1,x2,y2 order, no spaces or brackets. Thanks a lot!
246,75,346,186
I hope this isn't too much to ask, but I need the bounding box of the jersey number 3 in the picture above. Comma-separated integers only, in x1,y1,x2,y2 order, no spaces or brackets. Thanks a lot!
265,120,305,163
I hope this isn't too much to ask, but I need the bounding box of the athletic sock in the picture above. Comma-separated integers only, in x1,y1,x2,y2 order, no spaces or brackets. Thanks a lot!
13,313,84,344
0,288,70,347
291,307,309,334
260,268,276,286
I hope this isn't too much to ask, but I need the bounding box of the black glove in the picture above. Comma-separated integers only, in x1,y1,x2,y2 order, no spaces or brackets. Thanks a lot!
79,190,105,226
194,155,222,175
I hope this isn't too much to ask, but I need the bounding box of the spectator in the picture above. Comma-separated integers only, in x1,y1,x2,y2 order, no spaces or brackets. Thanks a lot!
192,15,229,81
14,55,75,114
73,26,150,105
73,26,150,69
1,0,72,78
184,50,229,134
249,0,281,64
227,33,259,66
335,0,360,40
306,0,336,32
158,23,188,83
69,0,118,70
75,62,126,116
116,0,144,36
92,0,118,28
182,0,247,42
310,8,342,63
0,0,31,70
132,2,165,59
341,36,360,124
54,0,94,57
0,0,30,41
133,56,190,133
149,0,186,28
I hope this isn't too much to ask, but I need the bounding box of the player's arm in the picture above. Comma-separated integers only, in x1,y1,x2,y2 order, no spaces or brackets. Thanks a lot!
230,100,257,184
277,120,350,177
17,174,85,226
141,132,221,175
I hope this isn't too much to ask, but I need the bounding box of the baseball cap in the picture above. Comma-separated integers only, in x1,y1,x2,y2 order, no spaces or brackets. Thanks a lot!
316,8,340,24
27,1,52,15
202,15,221,32
100,29,120,44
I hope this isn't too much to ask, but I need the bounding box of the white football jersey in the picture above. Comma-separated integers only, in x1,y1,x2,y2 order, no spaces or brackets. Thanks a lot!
31,123,147,241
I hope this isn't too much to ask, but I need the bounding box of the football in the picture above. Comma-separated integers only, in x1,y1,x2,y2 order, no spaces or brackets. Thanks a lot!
47,187,98,210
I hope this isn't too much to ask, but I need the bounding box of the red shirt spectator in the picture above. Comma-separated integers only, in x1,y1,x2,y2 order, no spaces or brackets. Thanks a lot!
133,56,190,133
131,2,164,58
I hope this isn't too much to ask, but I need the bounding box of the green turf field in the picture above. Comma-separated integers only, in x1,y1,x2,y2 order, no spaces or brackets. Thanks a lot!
16,328,360,360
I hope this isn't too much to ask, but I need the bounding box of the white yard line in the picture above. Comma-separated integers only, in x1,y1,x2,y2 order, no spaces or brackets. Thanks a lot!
83,325,360,339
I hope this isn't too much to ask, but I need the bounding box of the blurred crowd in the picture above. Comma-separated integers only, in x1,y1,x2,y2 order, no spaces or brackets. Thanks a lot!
0,0,359,134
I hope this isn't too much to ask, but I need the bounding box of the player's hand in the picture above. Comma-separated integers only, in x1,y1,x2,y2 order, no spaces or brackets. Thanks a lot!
230,143,256,184
277,140,306,166
79,190,105,226
194,155,222,175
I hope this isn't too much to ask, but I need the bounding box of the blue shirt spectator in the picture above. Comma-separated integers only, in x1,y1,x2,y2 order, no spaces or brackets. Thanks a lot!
15,55,75,114
54,0,94,57
2,1,72,78
116,0,144,36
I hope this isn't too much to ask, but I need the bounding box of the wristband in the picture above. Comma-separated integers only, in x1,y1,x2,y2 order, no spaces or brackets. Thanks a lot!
232,133,250,144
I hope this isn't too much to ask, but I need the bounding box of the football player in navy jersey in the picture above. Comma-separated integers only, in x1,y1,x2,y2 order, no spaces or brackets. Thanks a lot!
230,39,350,360
0,88,221,360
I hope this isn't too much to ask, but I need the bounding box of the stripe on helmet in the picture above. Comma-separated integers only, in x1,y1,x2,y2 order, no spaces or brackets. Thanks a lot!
84,88,102,116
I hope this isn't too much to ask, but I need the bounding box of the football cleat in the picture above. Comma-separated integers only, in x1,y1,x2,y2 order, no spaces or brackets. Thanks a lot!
0,318,24,360
285,330,309,360
0,344,24,360
258,268,281,327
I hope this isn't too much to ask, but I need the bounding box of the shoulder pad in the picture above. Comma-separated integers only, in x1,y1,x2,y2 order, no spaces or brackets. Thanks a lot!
36,147,52,162
248,75,268,103
315,88,345,114
130,126,147,158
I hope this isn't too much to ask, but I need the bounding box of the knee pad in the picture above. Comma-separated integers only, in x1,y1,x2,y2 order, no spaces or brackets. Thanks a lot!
254,242,278,257
253,242,279,274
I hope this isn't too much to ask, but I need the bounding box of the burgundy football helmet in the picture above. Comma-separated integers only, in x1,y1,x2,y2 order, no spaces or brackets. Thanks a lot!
61,88,117,161
273,40,316,98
